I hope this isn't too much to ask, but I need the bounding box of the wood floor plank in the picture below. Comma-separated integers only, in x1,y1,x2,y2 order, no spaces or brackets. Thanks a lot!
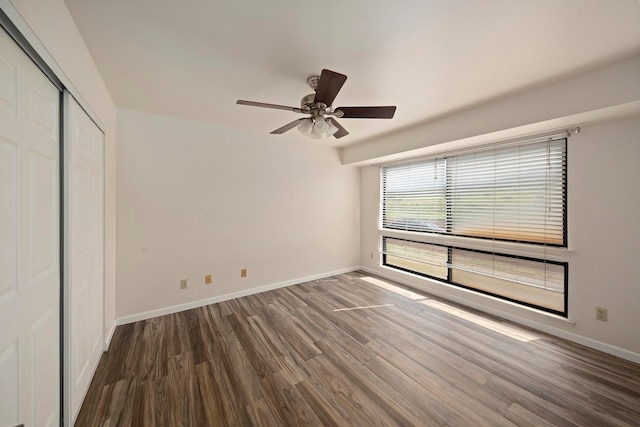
196,359,249,426
216,323,266,407
365,298,471,355
505,402,558,427
553,364,640,416
244,315,307,385
365,338,518,426
164,313,189,360
294,379,353,427
295,303,375,363
138,316,168,382
166,351,206,426
304,353,402,427
247,313,311,384
272,287,308,311
94,376,138,427
457,339,632,426
227,312,270,380
315,336,435,426
76,271,640,426
288,288,372,345
364,322,514,416
245,398,285,427
138,377,169,427
258,370,325,426
261,303,322,360
364,353,484,426
486,374,592,427
79,326,130,408
477,351,631,426
536,338,640,392
382,319,493,385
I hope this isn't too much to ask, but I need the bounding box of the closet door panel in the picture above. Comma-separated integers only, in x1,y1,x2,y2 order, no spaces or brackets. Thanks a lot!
67,95,104,423
0,26,60,427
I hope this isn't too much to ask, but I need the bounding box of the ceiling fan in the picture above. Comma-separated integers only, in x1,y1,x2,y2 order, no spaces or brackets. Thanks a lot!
236,69,396,139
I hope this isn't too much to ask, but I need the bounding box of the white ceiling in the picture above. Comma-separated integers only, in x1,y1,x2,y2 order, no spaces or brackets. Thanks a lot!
63,0,640,147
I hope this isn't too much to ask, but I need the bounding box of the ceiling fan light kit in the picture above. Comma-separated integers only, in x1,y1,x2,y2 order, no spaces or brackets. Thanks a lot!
325,118,339,135
237,69,396,140
298,118,313,136
298,117,338,139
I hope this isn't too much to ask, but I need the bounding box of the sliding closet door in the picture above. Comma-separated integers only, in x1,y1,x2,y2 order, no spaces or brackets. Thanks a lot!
65,94,104,424
0,27,60,427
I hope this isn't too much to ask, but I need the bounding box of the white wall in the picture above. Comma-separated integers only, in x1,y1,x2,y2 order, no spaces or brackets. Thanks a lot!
360,113,640,360
5,0,117,342
116,109,360,319
342,55,640,166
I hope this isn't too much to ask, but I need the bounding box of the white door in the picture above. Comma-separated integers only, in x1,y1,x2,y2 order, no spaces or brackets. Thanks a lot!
66,95,104,424
0,27,60,427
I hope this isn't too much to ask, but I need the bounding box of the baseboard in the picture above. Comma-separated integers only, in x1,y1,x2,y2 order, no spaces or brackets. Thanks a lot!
359,266,640,364
116,266,360,326
113,264,640,363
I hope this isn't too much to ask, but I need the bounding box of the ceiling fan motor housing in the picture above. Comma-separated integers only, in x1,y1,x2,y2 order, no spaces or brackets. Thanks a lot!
300,93,330,119
300,93,316,109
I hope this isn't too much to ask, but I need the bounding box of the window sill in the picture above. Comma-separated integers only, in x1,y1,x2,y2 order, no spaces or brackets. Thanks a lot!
379,228,575,261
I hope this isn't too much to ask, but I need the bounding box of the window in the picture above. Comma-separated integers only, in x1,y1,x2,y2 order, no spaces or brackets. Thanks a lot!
382,158,446,232
381,138,568,315
383,138,566,245
383,237,448,280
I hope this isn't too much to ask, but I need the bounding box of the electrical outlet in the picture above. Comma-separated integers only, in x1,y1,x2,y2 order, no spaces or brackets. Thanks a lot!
180,279,188,289
205,275,212,284
370,252,373,259
241,268,247,278
595,306,608,322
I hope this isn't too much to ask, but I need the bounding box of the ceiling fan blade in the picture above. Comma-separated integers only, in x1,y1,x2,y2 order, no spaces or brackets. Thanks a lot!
237,100,301,112
314,69,347,107
328,118,349,139
336,106,396,119
270,118,306,134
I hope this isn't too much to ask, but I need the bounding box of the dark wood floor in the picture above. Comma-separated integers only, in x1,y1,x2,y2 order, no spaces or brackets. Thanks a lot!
76,272,640,426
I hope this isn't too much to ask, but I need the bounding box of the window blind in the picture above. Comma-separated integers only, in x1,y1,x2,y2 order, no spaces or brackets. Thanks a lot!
382,158,446,232
382,138,567,246
446,139,566,245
